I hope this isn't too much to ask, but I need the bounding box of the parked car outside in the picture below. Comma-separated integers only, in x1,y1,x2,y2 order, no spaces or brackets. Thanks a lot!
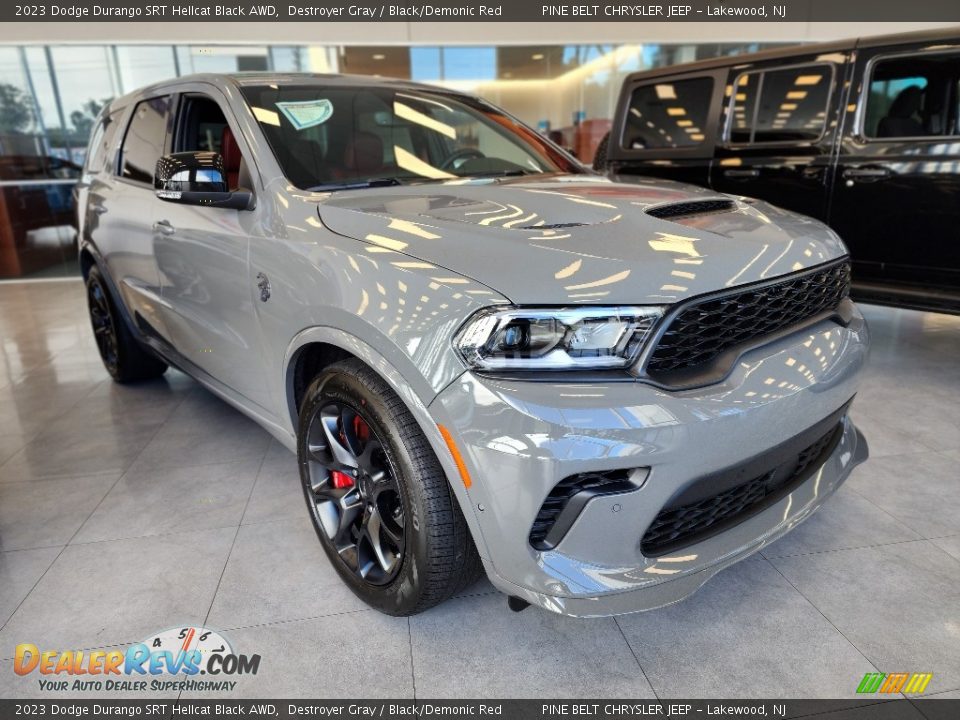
76,73,869,617
597,28,960,314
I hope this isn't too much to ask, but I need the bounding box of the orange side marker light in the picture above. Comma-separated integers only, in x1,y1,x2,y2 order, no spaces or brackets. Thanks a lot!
437,424,472,489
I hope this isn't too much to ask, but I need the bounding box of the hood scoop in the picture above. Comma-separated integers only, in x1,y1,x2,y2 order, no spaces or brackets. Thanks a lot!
647,199,736,221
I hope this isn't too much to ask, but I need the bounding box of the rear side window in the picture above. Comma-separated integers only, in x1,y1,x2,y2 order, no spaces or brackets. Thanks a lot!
86,111,122,173
120,96,171,184
728,65,833,144
864,53,960,139
622,77,714,150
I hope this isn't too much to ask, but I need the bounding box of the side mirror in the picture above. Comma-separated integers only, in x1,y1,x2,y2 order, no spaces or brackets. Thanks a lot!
154,152,254,211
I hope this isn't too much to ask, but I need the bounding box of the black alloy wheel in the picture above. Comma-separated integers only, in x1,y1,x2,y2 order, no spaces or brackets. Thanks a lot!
87,273,120,375
296,359,483,615
303,400,406,585
85,264,167,383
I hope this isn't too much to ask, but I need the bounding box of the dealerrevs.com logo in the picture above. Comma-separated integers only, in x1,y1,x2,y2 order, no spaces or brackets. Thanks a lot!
13,626,261,693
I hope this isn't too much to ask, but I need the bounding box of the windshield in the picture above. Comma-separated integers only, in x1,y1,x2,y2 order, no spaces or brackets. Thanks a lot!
241,84,582,190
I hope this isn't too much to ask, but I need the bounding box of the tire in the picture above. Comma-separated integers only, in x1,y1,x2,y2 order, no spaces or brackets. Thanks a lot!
86,264,168,383
297,358,483,615
592,131,610,172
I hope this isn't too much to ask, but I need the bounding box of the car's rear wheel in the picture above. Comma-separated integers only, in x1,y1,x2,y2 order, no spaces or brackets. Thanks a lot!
86,265,167,383
297,358,482,615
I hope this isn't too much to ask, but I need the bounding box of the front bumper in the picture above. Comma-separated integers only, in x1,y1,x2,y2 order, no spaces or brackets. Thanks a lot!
429,312,870,617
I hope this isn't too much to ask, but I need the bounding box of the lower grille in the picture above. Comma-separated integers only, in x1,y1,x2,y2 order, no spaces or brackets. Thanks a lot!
529,470,634,551
640,421,844,556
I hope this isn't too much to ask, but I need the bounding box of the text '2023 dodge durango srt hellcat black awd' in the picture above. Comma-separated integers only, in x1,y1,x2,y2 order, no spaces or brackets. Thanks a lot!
76,73,869,617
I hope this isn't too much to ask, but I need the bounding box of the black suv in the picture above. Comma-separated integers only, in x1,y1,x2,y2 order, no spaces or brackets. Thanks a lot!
598,28,960,314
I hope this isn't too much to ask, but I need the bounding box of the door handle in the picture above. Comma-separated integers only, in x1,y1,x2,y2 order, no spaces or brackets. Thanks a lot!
723,168,760,178
843,167,891,180
153,219,176,236
91,205,107,216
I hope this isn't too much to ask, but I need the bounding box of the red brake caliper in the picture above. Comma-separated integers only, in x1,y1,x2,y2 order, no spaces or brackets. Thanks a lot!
330,416,371,489
330,470,354,489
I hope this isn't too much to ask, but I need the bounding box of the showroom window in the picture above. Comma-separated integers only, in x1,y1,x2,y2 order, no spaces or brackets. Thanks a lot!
119,95,170,185
863,52,960,138
728,64,833,144
0,40,782,280
622,77,714,150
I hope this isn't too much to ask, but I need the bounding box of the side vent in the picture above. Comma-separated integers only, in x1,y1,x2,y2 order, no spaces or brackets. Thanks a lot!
529,470,637,551
647,199,735,220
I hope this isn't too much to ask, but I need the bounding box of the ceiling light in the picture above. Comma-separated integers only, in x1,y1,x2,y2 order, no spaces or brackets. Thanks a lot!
786,90,807,100
372,53,386,60
667,107,686,116
795,74,823,85
532,53,545,60
655,84,677,100
690,134,705,141
781,103,798,111
735,93,747,102
677,120,693,127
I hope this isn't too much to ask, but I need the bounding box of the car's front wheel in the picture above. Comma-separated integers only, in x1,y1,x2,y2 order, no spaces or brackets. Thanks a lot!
297,358,482,615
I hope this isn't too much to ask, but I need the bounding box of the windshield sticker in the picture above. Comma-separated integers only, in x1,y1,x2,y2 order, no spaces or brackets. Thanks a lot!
276,99,334,130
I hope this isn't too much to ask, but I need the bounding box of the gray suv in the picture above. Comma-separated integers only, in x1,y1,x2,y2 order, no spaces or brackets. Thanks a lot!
77,73,869,617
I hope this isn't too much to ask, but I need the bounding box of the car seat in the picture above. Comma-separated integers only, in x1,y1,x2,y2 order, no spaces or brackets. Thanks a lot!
877,86,926,138
342,131,384,178
220,126,243,190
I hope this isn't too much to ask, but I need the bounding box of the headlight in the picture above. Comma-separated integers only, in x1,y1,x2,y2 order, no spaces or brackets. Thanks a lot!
454,306,664,371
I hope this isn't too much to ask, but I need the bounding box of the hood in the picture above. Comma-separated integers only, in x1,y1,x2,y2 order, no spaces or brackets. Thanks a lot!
316,175,847,305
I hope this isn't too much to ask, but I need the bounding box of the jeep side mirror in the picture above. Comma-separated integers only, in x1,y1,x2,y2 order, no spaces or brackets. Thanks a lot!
154,151,254,211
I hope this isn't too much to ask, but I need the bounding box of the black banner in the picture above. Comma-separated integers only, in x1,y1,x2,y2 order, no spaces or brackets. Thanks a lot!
0,699,957,720
4,0,960,23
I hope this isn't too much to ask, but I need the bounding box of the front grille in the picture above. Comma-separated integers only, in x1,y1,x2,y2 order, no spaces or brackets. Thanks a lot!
640,421,843,556
646,199,735,220
646,261,851,376
529,470,633,551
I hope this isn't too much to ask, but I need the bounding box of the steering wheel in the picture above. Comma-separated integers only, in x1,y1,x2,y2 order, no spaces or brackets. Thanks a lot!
440,148,485,171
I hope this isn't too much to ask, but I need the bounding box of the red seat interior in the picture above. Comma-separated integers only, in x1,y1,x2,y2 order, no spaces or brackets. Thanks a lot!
220,126,242,190
342,132,384,177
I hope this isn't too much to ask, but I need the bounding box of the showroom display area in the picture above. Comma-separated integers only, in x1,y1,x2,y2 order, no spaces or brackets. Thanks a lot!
1,0,960,716
1,279,959,700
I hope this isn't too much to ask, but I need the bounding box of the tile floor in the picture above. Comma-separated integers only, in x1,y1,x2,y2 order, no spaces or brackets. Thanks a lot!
0,279,958,703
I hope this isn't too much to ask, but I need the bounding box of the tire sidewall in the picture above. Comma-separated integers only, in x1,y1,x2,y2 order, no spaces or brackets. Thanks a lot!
85,266,121,381
297,368,433,616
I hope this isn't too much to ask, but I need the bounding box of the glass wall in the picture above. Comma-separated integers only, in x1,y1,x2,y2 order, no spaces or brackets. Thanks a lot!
0,41,779,280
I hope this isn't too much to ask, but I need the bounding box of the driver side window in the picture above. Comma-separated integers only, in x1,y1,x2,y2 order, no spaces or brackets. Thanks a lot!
175,94,245,190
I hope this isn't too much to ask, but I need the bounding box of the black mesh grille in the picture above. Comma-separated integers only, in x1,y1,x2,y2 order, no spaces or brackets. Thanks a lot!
529,471,631,550
646,199,735,220
640,422,843,556
646,261,851,376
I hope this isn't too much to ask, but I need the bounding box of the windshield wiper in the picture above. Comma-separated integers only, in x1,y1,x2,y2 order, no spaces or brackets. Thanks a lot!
460,170,535,179
307,177,404,191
